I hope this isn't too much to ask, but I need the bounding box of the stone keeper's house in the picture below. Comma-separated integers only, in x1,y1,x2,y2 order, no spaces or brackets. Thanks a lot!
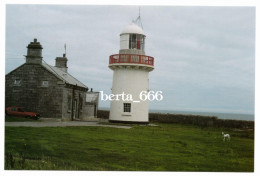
5,39,99,121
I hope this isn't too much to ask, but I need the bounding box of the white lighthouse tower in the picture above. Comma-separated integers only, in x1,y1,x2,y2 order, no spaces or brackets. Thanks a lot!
108,20,154,124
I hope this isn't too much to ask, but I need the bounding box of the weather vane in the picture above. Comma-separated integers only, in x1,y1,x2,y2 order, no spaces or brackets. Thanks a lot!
135,6,143,29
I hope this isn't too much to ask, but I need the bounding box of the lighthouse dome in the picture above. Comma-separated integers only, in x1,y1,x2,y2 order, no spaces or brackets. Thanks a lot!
121,22,145,35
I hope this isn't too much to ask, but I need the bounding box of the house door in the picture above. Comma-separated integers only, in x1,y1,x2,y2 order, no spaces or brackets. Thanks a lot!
94,105,97,117
73,99,77,119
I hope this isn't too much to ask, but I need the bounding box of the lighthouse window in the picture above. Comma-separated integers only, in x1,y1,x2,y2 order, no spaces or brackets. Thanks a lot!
140,37,145,50
129,34,145,50
129,34,137,49
123,103,131,112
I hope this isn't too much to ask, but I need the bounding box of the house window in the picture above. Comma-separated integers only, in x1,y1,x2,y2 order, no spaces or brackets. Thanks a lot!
14,79,21,85
123,103,131,112
42,81,49,87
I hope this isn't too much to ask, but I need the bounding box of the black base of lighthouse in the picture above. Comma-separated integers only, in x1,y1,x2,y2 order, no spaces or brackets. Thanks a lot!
109,120,149,125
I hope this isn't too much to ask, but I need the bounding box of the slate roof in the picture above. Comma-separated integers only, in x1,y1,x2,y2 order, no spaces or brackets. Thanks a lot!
42,63,88,89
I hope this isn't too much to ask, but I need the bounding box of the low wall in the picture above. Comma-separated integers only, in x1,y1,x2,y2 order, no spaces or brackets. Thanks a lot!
149,113,254,129
97,110,254,129
97,110,109,119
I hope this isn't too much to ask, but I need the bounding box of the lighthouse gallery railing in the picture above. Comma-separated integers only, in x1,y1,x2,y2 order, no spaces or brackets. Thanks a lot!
109,54,154,66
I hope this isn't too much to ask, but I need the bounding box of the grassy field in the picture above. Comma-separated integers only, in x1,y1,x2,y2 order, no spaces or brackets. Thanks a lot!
5,123,254,171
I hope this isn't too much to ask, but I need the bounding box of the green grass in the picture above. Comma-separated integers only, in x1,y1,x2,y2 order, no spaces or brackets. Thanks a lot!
5,123,254,171
5,115,38,122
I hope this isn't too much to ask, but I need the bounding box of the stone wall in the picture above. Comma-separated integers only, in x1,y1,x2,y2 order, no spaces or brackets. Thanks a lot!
83,104,95,117
81,104,97,121
61,87,97,121
97,110,254,129
56,84,91,121
97,110,109,119
74,89,89,120
5,63,93,120
149,113,254,129
5,63,63,118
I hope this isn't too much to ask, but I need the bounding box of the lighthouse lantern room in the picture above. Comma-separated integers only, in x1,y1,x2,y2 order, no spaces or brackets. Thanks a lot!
109,20,154,124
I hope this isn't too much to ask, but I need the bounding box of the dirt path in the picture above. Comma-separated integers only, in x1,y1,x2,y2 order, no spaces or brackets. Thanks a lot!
5,121,132,129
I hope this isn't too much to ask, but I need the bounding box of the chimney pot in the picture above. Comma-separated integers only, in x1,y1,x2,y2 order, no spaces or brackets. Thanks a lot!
26,38,43,64
55,54,68,72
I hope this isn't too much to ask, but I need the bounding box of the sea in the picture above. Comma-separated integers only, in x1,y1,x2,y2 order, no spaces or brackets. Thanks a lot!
149,109,254,121
99,107,254,121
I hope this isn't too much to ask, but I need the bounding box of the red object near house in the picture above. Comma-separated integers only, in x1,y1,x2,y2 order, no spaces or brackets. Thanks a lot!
5,107,40,120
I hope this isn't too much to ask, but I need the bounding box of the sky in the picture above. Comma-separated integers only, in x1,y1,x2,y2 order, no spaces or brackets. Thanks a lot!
5,5,255,114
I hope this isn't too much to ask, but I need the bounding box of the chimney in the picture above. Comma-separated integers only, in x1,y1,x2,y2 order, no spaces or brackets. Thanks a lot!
26,38,43,64
55,53,68,72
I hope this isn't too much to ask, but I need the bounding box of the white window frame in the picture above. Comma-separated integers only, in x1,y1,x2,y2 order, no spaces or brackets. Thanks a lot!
123,103,131,113
42,81,49,87
14,79,21,85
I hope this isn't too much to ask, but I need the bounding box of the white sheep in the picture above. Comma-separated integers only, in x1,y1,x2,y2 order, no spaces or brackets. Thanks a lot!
222,132,230,141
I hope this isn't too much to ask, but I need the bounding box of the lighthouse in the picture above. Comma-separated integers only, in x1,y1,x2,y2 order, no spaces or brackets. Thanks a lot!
108,21,154,124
